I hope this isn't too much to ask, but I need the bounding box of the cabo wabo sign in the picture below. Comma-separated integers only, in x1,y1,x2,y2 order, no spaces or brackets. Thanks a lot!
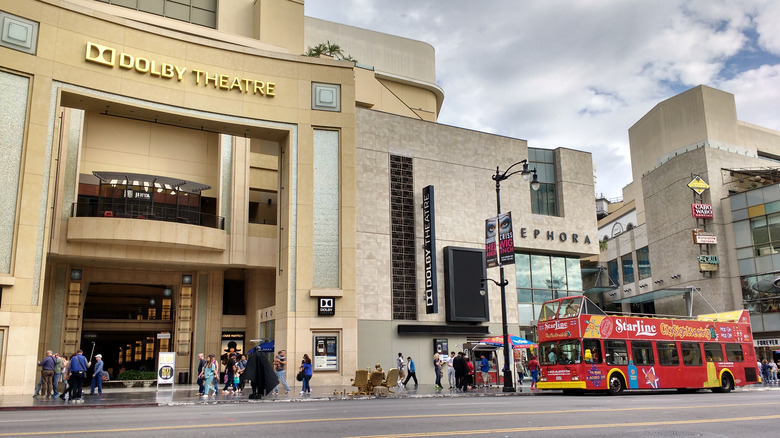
85,42,276,97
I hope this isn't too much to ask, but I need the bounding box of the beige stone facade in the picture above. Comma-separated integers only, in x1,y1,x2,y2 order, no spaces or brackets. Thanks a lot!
597,86,780,347
1,0,597,395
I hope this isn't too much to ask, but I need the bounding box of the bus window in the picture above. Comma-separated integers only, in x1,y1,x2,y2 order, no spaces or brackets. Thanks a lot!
583,339,602,364
538,302,559,321
725,344,744,362
681,342,702,366
605,340,628,365
704,343,724,362
657,342,679,366
558,340,582,364
540,342,557,365
557,298,581,318
631,341,654,366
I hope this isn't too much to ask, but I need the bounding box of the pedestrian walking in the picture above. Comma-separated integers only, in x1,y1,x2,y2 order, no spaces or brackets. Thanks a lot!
402,356,418,387
479,354,490,387
52,353,64,398
273,350,290,395
68,349,89,402
300,354,313,395
453,352,468,391
36,350,56,397
396,353,406,387
447,351,456,388
199,354,218,397
59,355,73,401
465,357,475,389
196,353,206,395
528,354,540,389
89,354,104,395
222,352,237,393
236,354,247,392
769,359,778,383
433,353,443,388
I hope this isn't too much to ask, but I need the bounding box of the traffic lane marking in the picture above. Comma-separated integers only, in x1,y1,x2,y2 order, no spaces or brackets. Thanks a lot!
344,415,780,437
0,402,769,436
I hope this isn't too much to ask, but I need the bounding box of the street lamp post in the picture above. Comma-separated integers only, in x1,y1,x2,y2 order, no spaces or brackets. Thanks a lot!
490,159,539,392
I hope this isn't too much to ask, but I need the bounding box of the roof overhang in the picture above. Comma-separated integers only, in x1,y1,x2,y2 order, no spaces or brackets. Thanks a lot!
613,288,690,304
93,171,211,194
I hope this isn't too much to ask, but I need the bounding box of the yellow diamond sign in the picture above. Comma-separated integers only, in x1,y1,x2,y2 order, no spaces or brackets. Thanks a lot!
688,176,710,195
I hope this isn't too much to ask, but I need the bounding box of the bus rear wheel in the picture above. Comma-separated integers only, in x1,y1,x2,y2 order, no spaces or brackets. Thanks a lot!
712,374,734,393
607,374,625,395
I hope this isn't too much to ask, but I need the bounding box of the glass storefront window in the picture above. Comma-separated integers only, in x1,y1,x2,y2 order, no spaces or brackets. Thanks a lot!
621,254,634,284
515,253,531,288
531,255,551,289
567,258,582,291
637,246,651,280
516,253,584,326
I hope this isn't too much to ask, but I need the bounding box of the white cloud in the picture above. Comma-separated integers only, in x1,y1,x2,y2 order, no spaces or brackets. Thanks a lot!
305,0,780,199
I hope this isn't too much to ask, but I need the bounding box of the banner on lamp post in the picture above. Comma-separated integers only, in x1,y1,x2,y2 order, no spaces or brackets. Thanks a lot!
498,212,515,265
485,217,498,268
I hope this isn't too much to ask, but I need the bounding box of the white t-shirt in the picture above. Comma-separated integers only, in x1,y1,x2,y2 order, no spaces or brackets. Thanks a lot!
447,356,455,368
396,356,405,370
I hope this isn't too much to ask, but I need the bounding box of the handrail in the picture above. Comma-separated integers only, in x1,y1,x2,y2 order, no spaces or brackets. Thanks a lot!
71,202,225,230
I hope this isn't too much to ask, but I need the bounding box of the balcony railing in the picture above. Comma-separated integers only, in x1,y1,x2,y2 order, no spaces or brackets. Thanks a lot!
71,202,225,230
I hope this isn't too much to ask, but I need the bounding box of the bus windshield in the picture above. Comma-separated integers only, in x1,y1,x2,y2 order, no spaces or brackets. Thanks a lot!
539,302,559,321
557,297,582,318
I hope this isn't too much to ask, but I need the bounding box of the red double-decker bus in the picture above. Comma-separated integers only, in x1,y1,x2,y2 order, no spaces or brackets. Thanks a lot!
535,296,758,395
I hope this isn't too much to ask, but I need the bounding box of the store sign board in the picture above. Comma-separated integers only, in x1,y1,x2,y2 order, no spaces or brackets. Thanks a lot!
754,338,780,347
691,203,713,218
157,352,176,385
687,176,710,195
85,42,276,97
698,254,719,272
692,229,717,245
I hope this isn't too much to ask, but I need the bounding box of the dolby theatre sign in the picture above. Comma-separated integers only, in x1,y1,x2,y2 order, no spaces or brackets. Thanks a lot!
84,42,276,97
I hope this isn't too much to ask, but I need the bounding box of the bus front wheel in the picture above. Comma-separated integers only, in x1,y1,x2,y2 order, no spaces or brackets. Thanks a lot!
607,374,625,395
712,374,734,393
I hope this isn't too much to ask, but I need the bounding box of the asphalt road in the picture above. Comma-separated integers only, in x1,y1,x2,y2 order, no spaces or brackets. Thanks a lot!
0,390,777,437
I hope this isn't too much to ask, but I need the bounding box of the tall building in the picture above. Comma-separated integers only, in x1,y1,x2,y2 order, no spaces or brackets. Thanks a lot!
595,85,780,361
0,0,597,395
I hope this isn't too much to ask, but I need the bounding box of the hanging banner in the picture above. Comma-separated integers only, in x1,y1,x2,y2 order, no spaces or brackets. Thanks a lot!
485,216,498,268
498,212,515,265
422,185,438,314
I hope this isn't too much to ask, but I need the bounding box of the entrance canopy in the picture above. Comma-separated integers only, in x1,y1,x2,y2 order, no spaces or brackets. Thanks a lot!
92,171,211,194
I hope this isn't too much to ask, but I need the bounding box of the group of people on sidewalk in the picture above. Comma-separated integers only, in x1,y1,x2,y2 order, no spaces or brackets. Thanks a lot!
196,352,248,397
759,358,779,383
195,349,312,397
34,349,105,402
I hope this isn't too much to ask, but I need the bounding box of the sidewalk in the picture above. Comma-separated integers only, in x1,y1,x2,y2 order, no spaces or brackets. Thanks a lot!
1,381,777,411
0,382,530,411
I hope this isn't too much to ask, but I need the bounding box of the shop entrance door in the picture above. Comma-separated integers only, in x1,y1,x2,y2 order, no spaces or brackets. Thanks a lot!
81,283,175,379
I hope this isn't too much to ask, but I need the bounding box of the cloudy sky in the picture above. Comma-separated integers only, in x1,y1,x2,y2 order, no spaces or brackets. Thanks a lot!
304,0,780,199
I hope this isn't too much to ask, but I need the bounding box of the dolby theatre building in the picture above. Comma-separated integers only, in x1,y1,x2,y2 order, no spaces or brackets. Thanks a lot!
0,0,597,394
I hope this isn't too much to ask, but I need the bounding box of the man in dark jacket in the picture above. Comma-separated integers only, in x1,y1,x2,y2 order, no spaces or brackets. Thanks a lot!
453,352,469,392
240,353,278,399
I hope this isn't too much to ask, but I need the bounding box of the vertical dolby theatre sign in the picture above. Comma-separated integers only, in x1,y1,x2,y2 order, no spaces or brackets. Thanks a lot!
422,185,438,314
84,42,276,97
